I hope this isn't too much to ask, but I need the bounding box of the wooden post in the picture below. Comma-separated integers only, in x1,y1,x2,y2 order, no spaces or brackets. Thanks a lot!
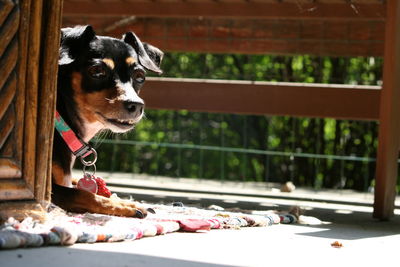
0,0,62,221
373,0,400,220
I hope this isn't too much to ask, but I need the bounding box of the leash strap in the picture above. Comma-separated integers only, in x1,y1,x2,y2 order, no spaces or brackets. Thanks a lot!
54,111,95,161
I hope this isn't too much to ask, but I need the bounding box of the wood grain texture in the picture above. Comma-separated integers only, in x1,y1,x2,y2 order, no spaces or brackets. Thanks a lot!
0,0,15,27
143,78,381,120
21,0,43,193
63,1,386,20
35,0,62,201
0,0,20,180
0,159,21,178
67,17,384,57
15,0,32,164
0,73,16,124
0,133,15,158
0,105,15,151
0,179,34,199
0,38,17,90
373,0,400,220
0,4,18,58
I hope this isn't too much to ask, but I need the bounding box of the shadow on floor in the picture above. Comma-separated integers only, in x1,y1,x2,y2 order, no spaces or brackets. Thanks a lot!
1,246,235,267
294,207,400,240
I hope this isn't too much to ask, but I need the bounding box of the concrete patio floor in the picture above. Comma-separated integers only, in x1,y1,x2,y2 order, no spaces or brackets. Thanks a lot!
1,173,400,267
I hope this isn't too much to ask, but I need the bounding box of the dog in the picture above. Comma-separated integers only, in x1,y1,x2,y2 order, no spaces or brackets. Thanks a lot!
51,25,163,218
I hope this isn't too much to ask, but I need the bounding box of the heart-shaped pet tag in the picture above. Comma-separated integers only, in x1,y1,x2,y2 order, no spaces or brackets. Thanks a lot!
77,174,98,194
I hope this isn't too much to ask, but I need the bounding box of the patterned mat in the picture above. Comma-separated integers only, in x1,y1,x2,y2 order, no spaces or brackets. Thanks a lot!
0,202,299,249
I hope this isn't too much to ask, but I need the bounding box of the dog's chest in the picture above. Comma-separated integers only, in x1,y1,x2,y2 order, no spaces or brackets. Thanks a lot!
82,121,105,142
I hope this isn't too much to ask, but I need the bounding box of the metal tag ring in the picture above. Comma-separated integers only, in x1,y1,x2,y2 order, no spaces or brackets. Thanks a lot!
80,148,98,166
83,164,97,177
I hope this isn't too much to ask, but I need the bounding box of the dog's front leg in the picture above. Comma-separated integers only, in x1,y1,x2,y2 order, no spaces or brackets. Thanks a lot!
52,163,73,187
51,184,147,218
52,155,147,217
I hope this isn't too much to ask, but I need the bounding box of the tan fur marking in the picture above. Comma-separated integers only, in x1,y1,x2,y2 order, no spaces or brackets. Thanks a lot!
72,72,117,124
71,177,79,185
126,57,136,66
72,72,97,123
52,164,72,187
102,58,115,69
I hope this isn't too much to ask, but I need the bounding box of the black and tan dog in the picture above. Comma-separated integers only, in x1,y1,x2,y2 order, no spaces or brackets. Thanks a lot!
52,25,163,218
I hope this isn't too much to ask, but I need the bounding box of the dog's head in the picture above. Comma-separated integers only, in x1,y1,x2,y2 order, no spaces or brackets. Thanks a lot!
59,25,163,133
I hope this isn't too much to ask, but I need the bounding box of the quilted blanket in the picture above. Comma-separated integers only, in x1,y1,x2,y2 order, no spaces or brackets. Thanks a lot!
0,203,298,249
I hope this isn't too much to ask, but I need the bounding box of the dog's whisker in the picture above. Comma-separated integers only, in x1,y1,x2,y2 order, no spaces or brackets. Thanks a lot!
93,130,107,148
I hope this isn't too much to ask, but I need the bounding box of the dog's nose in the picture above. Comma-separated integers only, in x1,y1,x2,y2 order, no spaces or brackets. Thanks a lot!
124,101,144,114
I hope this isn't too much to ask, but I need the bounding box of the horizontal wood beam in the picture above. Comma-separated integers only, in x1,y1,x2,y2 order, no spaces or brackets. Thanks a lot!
136,38,383,57
62,17,385,57
63,1,386,20
142,78,381,120
145,17,382,56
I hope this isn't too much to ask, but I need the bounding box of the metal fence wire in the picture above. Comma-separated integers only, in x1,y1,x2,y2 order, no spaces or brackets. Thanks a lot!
92,112,400,192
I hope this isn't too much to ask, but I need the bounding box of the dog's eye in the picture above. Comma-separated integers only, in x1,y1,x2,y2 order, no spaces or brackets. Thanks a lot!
133,71,145,84
88,65,106,78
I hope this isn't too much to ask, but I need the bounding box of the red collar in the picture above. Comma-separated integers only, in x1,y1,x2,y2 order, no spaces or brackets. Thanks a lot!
54,111,97,165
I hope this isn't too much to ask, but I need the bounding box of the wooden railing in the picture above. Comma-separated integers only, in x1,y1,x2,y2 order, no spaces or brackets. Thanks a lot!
144,78,381,120
61,0,399,220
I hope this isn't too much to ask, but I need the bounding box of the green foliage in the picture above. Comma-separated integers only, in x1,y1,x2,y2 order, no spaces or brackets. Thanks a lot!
95,53,389,191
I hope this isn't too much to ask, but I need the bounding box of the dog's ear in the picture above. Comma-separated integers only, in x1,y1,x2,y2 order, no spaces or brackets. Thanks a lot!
123,32,163,74
59,25,96,66
142,43,164,70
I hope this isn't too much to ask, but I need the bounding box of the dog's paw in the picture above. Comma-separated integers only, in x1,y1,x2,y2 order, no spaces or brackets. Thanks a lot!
122,202,149,218
130,205,156,218
133,207,146,218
